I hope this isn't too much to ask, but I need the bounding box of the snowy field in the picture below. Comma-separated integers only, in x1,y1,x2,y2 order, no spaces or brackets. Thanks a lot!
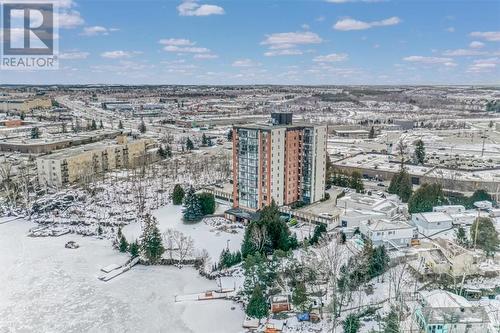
122,204,244,262
0,219,245,333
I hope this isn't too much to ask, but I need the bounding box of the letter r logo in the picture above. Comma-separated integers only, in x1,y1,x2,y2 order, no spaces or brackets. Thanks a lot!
2,3,54,55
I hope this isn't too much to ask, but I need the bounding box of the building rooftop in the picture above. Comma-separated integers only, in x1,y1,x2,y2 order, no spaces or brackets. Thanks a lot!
363,219,413,231
415,212,453,223
334,153,500,182
420,290,471,309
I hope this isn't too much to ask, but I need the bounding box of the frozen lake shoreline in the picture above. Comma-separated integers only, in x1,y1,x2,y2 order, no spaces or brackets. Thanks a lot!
0,218,245,333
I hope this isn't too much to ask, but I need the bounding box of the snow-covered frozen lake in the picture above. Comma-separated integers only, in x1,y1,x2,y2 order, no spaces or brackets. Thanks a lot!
122,204,244,262
0,218,245,333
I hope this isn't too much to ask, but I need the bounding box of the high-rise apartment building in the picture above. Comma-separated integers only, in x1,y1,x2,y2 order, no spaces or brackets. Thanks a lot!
232,113,327,211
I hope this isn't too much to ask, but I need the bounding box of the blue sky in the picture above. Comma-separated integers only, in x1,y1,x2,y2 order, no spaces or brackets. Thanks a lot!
2,0,500,85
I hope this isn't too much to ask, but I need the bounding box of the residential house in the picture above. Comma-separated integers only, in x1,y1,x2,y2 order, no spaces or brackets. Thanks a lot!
414,290,490,333
411,212,453,237
359,219,415,248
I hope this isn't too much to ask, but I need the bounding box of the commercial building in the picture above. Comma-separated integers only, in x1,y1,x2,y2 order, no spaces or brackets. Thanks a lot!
37,136,152,187
232,113,327,211
0,130,124,154
0,98,52,112
332,153,500,195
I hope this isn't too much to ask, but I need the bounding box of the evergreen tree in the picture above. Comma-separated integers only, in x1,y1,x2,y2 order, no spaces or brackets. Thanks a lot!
99,120,104,129
471,217,499,257
368,246,390,278
350,171,364,193
165,145,172,158
129,240,140,258
138,119,147,133
30,127,40,139
388,169,413,203
118,120,124,129
20,112,25,120
468,189,493,207
197,192,216,215
186,137,194,151
183,186,203,221
241,200,296,257
414,139,426,164
245,284,268,319
383,308,400,333
368,126,375,139
408,183,446,213
157,145,168,159
455,226,469,248
219,248,242,269
140,214,165,264
172,184,185,205
292,282,308,311
202,133,208,146
310,223,327,245
91,119,97,130
343,314,360,333
227,129,233,141
119,234,129,252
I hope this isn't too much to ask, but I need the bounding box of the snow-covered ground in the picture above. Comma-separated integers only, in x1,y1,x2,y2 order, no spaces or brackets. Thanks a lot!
0,219,245,333
122,204,244,262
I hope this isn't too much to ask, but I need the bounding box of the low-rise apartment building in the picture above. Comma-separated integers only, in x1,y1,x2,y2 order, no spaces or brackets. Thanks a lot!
37,136,151,187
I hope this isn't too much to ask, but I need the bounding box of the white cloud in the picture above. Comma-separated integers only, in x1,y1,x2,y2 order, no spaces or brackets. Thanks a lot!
58,10,84,28
469,31,500,42
469,41,485,49
467,58,499,73
261,31,322,57
261,32,322,47
264,49,303,57
403,56,455,65
333,16,400,31
445,27,455,33
101,50,141,59
442,49,486,56
163,45,210,53
159,38,213,54
159,38,196,46
80,26,118,36
232,58,260,67
59,51,89,59
194,54,218,59
313,53,349,62
301,24,310,30
177,0,225,16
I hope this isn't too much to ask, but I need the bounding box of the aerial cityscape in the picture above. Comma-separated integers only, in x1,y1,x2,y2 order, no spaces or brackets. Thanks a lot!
0,1,499,333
